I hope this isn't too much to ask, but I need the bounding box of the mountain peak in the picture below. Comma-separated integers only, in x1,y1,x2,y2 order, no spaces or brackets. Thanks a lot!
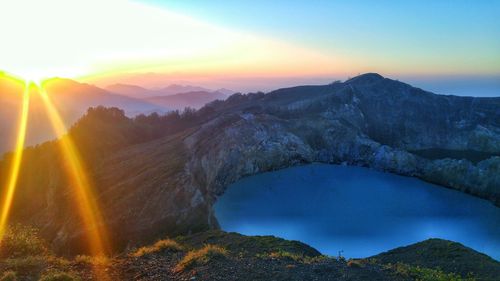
158,84,211,94
106,83,148,89
346,73,385,84
215,88,236,96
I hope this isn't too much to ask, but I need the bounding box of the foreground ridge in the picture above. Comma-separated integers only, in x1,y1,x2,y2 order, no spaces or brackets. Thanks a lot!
1,228,498,281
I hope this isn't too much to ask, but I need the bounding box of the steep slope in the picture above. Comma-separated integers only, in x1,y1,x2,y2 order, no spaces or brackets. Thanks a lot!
145,90,227,110
1,73,499,254
0,75,168,154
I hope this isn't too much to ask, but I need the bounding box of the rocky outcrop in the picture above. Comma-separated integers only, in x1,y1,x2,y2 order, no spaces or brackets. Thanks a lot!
1,73,499,253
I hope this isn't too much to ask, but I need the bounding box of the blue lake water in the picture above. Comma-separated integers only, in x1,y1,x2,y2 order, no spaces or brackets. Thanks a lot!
214,163,500,259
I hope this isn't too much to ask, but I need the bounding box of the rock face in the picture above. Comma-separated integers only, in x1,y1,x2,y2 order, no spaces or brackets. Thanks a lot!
184,73,500,209
1,73,499,253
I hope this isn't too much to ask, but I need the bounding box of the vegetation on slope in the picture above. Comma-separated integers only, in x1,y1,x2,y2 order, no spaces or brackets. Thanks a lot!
371,239,500,281
0,225,78,280
2,226,497,281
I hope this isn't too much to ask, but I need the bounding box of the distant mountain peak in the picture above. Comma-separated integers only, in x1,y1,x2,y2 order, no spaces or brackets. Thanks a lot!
346,73,385,84
215,88,236,96
146,90,227,110
161,84,210,94
106,83,148,90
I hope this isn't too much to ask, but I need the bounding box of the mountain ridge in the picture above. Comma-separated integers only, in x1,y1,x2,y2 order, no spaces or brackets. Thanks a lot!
105,83,219,98
1,73,498,255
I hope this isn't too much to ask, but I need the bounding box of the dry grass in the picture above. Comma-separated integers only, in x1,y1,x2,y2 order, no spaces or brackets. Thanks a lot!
38,271,80,281
269,251,303,261
131,239,184,257
347,259,365,268
1,256,47,274
260,250,328,264
174,245,228,273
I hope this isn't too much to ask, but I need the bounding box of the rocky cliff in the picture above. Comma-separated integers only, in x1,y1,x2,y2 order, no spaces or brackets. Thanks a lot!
1,73,499,253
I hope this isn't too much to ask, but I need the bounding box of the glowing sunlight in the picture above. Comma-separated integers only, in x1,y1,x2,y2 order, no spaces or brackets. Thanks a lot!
37,84,110,255
0,81,30,240
0,0,345,83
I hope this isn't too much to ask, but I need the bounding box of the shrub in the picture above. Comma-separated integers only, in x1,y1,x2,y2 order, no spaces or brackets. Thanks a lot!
38,271,80,281
174,245,228,273
46,256,71,267
132,239,184,257
0,225,48,259
269,251,304,262
74,255,110,266
2,256,46,273
263,251,328,264
0,271,17,281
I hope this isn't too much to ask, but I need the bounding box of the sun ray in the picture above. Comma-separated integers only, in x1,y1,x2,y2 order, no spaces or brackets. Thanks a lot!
0,81,31,241
36,83,110,257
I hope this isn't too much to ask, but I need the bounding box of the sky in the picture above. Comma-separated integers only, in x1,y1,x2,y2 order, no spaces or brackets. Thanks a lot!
0,0,499,95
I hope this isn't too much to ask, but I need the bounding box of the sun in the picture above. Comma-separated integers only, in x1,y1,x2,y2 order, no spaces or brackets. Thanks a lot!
20,71,49,87
0,0,344,86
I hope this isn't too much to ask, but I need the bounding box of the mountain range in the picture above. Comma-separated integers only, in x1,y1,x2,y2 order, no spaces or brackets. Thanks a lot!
1,73,498,256
0,75,169,154
106,83,234,99
145,90,228,110
106,83,233,110
0,76,231,154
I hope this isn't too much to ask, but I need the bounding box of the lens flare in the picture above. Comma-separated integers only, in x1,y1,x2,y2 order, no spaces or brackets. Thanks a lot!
36,84,110,256
0,81,30,240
